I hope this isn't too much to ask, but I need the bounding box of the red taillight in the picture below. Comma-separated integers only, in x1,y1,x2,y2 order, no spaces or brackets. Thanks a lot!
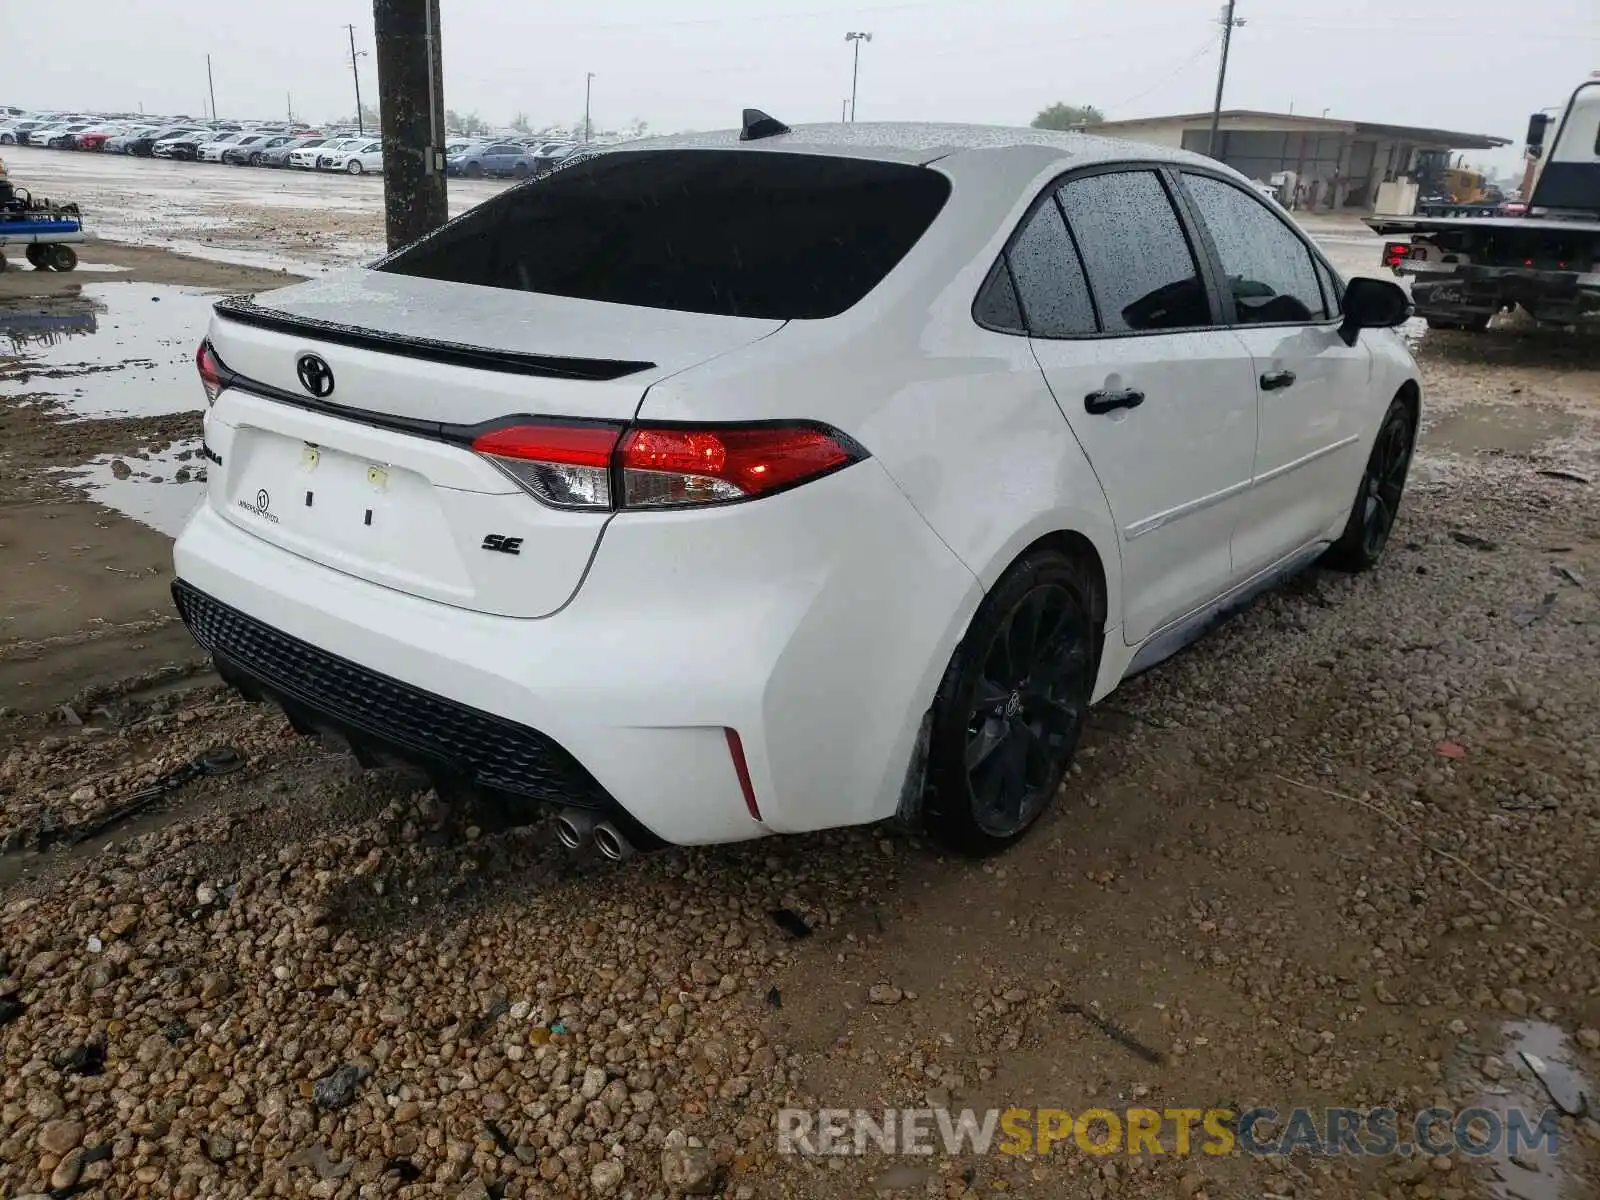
1382,241,1410,268
617,424,859,508
196,340,228,405
471,421,622,510
470,420,864,511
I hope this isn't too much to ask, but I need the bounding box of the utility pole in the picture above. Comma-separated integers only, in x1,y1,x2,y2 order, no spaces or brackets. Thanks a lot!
287,92,293,123
345,25,369,134
584,72,595,143
845,32,872,122
841,98,848,122
206,54,218,123
1205,2,1245,158
373,0,448,250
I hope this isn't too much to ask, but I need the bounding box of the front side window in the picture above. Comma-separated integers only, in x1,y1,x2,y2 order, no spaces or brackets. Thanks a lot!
1057,171,1213,333
1182,172,1327,324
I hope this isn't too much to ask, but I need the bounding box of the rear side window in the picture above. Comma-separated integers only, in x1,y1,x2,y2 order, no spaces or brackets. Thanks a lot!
1181,173,1327,323
379,150,952,320
1006,198,1097,337
973,259,1025,333
1057,171,1213,333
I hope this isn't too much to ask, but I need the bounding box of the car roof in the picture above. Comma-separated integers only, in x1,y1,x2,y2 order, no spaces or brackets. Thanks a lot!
605,119,1211,171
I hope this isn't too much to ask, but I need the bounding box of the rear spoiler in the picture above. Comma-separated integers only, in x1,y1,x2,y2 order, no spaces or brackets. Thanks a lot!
212,294,656,382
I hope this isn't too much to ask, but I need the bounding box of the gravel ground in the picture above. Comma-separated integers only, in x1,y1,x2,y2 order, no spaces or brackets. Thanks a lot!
3,150,1600,1200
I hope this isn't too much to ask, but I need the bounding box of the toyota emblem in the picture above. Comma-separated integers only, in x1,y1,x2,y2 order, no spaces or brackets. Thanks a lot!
296,353,335,398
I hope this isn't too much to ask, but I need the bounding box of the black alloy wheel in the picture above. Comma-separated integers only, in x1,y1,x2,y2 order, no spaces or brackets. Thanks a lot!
924,551,1099,855
1325,397,1416,571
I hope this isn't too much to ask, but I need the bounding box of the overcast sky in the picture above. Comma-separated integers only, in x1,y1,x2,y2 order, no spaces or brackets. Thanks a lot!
4,0,1595,172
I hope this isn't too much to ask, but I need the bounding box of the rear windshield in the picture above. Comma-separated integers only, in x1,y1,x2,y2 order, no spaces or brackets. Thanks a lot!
377,149,952,320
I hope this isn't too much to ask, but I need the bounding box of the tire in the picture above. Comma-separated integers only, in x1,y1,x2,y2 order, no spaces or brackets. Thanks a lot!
47,244,77,272
1323,396,1416,572
0,250,7,273
0,134,14,145
513,162,530,178
25,244,49,269
249,152,263,166
347,160,363,175
466,162,483,178
922,549,1101,856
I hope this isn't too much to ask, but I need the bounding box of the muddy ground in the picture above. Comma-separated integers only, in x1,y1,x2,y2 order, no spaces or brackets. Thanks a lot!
1,151,1599,1200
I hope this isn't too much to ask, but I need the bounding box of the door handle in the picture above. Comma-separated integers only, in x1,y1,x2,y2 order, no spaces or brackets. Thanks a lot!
1260,369,1297,391
1084,388,1146,415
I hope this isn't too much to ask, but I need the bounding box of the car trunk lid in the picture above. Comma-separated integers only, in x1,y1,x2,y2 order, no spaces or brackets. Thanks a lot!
202,271,782,617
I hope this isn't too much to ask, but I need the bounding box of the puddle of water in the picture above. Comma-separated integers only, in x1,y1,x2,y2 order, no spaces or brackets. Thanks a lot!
0,293,100,351
0,283,219,418
55,438,206,537
1429,404,1579,457
1468,1020,1595,1200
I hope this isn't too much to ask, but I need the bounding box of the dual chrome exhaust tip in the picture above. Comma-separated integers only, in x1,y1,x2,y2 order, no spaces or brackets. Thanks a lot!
555,807,635,861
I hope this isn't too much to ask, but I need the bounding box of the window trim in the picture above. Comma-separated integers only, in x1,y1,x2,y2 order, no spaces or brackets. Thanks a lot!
1170,166,1347,329
969,159,1229,341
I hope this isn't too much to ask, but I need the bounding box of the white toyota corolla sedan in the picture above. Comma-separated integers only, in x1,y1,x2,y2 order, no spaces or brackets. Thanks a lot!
172,117,1420,860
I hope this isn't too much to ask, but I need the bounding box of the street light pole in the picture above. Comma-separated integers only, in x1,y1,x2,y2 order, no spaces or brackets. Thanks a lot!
346,25,369,134
845,32,872,122
206,54,217,122
584,72,595,143
1205,2,1245,158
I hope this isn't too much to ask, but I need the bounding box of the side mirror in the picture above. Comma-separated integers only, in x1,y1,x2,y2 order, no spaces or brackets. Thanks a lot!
1525,112,1550,159
1339,277,1413,345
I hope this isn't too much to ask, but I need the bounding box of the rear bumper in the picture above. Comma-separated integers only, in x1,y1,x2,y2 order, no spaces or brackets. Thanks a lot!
172,579,665,849
172,462,980,846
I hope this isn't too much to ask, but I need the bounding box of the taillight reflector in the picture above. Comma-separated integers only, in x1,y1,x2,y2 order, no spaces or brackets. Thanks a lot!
196,340,230,405
469,420,865,511
618,424,859,508
471,421,623,511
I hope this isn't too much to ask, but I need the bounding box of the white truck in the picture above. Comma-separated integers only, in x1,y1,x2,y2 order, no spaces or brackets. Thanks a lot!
1365,75,1600,330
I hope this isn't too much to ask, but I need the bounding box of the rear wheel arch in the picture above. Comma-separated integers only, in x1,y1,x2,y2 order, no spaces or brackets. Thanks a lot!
1000,531,1108,633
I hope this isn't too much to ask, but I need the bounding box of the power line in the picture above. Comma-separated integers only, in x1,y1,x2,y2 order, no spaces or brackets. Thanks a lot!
1104,37,1217,113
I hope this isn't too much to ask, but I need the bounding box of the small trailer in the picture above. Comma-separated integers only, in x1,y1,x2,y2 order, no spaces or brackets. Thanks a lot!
0,176,88,273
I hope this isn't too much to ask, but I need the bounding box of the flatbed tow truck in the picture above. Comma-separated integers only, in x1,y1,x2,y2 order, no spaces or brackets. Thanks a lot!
1366,76,1600,331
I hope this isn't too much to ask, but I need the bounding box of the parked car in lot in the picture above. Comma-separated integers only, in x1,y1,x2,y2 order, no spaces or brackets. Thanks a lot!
222,133,296,165
40,123,94,148
125,126,195,156
104,125,158,152
291,137,361,169
0,120,48,145
154,131,210,160
174,121,1420,859
528,141,578,175
318,138,383,173
260,136,326,168
73,125,127,151
197,132,250,162
446,140,537,178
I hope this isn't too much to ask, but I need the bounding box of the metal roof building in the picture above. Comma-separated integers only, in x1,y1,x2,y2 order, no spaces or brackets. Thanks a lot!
1085,109,1511,212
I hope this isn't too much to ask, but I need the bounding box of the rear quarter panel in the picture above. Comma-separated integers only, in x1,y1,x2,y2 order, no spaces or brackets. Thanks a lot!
637,144,1124,643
